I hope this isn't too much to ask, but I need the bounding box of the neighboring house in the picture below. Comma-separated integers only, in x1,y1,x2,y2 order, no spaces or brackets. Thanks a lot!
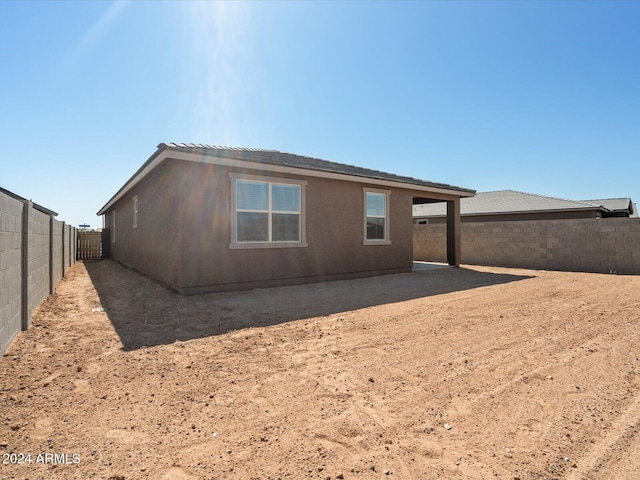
0,185,59,217
414,190,636,224
97,143,475,294
578,198,638,218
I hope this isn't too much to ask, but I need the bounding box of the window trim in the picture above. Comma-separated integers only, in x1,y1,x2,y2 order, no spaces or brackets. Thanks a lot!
132,195,138,229
363,187,391,245
111,210,116,243
229,173,308,249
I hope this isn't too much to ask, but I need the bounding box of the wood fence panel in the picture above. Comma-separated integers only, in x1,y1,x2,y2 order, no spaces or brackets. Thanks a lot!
77,231,103,261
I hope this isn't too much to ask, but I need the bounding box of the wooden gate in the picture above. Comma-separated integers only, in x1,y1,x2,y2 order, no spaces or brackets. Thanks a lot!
77,231,103,260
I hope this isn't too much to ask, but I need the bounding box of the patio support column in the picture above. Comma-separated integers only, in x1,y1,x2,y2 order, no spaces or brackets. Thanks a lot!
447,198,461,267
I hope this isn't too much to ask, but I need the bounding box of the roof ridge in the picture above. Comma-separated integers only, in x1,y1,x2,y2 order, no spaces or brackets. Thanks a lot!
163,142,279,153
579,197,630,202
506,189,602,208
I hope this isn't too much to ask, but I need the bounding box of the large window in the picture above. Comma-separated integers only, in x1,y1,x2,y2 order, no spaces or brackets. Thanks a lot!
364,189,391,244
231,176,307,248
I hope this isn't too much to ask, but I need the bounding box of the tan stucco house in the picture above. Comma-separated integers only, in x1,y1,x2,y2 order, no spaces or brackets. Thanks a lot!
97,143,474,294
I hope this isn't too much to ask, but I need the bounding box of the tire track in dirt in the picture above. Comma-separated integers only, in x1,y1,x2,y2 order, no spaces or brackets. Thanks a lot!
468,329,617,408
4,261,640,480
566,392,640,480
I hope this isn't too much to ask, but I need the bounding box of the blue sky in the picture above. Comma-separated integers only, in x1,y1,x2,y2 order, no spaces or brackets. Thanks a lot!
1,0,638,227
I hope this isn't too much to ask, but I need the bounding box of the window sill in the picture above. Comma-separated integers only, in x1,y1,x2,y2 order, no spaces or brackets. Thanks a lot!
363,240,392,246
229,242,308,250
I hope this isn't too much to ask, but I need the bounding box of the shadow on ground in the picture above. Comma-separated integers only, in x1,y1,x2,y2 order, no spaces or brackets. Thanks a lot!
85,260,533,351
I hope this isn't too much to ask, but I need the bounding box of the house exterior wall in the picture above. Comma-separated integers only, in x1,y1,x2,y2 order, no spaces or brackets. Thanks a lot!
414,218,640,274
107,162,183,288
106,159,418,293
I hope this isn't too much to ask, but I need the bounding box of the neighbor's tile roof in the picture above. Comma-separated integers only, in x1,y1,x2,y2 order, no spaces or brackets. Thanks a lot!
578,198,633,213
0,186,58,216
413,190,609,217
161,143,475,194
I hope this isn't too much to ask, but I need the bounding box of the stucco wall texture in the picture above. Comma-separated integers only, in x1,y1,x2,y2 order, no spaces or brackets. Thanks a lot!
414,218,640,274
0,190,76,357
107,159,422,294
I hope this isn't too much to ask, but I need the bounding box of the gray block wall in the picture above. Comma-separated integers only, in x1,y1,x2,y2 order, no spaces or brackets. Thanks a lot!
414,218,640,274
0,194,24,358
52,220,63,288
28,209,50,324
1,189,76,357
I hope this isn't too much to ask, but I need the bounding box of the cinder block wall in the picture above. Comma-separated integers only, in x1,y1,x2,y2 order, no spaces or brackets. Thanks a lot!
0,194,24,358
52,220,63,288
28,209,51,324
65,224,76,271
0,190,76,357
414,218,640,274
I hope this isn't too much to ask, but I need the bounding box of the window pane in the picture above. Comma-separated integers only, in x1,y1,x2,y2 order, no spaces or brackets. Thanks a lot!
366,192,385,216
272,184,300,212
237,180,268,210
366,217,385,240
237,212,268,242
272,213,300,241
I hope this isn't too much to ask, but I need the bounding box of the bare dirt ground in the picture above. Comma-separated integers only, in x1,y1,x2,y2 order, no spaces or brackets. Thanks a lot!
1,260,639,480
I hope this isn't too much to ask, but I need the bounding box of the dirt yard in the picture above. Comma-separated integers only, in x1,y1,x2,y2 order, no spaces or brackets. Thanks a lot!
1,260,639,480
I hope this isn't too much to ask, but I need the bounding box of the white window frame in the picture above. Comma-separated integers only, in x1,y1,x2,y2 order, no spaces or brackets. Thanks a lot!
229,173,308,249
133,195,138,229
111,210,116,243
363,188,391,245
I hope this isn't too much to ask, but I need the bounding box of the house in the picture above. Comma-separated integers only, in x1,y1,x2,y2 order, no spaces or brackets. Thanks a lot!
413,190,637,224
578,198,637,218
97,143,474,294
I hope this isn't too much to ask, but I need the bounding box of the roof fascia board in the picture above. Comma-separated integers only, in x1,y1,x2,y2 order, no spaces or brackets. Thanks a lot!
98,149,473,214
414,206,609,218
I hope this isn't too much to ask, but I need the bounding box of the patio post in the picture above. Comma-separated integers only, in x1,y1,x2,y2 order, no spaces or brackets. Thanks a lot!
447,198,461,267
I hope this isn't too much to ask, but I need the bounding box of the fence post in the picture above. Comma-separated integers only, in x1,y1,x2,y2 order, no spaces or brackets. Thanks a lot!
68,225,71,269
49,215,54,294
61,221,66,277
21,200,31,331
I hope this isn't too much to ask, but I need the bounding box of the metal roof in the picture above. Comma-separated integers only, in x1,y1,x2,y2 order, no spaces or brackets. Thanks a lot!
413,190,611,217
161,143,475,194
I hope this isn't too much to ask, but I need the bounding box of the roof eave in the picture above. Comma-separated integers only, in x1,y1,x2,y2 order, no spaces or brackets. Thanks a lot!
97,144,168,215
414,206,610,218
98,145,475,215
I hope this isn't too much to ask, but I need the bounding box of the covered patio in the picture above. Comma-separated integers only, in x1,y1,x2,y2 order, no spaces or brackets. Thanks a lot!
413,195,463,267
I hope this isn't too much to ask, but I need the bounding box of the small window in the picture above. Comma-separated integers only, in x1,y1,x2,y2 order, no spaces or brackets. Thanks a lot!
111,210,116,243
133,196,138,228
363,189,391,244
231,175,307,248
